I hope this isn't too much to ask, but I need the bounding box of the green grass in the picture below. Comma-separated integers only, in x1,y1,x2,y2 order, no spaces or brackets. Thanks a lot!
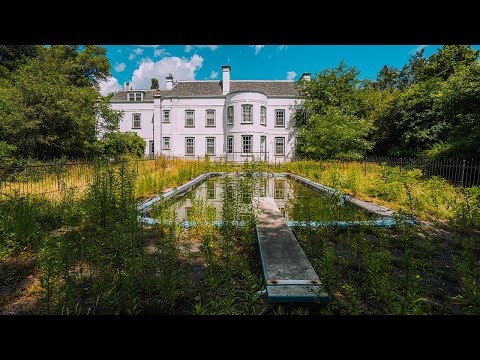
1,157,479,314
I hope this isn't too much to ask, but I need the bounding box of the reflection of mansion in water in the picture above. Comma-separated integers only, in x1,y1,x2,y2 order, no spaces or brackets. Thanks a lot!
109,65,310,163
174,177,294,221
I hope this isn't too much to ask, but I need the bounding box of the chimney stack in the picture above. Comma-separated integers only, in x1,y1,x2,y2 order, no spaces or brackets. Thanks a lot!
124,82,130,90
166,74,174,90
222,65,231,95
299,72,311,82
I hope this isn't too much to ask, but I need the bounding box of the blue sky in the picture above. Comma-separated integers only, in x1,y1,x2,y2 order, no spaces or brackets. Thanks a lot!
99,45,480,95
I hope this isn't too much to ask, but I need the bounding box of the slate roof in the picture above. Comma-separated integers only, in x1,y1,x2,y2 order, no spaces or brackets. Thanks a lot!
109,81,297,102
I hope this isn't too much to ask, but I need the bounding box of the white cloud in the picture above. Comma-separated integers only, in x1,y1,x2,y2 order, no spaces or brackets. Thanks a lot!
99,76,122,96
184,45,219,53
114,62,126,72
128,48,144,61
286,71,297,80
136,45,160,48
154,48,169,57
130,54,204,89
250,45,265,55
210,70,218,79
411,45,429,54
278,45,288,51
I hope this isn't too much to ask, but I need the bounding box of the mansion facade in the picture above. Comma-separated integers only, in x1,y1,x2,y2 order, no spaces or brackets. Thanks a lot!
109,65,309,162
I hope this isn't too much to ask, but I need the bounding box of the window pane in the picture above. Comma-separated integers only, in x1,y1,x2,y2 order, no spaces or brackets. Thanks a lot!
135,93,142,101
186,138,194,154
186,110,195,127
242,105,252,123
133,114,141,128
261,106,266,125
128,93,135,101
227,106,234,124
242,135,252,153
275,110,285,126
275,137,285,155
206,137,215,155
227,136,233,153
163,137,170,149
163,110,170,122
206,110,215,126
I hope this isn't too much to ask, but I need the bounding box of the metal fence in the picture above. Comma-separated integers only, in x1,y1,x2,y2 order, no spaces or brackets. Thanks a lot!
1,155,479,201
363,156,480,188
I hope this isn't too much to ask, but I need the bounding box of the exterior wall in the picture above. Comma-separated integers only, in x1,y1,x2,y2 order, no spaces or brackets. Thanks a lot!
110,92,300,163
158,97,225,158
111,101,155,155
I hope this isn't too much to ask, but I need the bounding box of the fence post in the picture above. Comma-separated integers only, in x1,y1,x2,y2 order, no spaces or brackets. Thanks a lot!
460,159,466,187
56,162,62,192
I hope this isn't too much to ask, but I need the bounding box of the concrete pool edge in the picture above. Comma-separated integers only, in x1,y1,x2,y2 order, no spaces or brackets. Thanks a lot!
137,171,418,226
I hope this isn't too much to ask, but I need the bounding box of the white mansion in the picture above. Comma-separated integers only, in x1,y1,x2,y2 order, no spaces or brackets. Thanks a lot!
109,65,309,162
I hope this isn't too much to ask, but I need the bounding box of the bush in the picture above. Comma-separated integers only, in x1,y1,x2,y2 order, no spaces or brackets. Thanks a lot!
99,132,146,160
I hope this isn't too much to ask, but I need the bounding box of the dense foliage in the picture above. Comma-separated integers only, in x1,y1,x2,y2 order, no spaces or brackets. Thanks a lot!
295,45,480,160
0,45,141,163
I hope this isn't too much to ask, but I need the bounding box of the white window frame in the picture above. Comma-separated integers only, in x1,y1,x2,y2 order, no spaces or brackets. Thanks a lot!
206,109,215,127
132,113,141,129
260,106,267,126
241,104,253,123
163,110,170,123
275,137,285,156
185,110,195,127
185,137,195,155
227,106,234,125
163,137,170,150
242,135,253,154
206,137,215,155
128,92,143,101
227,136,233,153
275,109,285,127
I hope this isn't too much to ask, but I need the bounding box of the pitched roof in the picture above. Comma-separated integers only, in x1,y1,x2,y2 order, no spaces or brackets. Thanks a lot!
109,80,297,102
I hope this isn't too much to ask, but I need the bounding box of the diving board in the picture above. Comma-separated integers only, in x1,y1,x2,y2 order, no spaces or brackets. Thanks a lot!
256,197,329,303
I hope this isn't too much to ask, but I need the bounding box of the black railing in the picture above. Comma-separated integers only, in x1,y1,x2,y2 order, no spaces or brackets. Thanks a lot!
291,155,480,188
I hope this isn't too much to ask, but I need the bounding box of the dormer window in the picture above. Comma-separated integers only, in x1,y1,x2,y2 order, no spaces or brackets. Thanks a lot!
128,92,143,101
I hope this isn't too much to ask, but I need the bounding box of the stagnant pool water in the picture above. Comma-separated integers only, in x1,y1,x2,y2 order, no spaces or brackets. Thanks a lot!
147,174,380,224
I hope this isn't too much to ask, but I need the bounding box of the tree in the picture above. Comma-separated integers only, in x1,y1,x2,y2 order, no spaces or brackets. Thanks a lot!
426,62,480,159
298,106,374,160
151,78,159,89
0,45,39,77
373,78,444,156
0,45,115,160
421,45,480,81
100,132,146,159
294,61,375,160
398,48,428,89
373,65,400,91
